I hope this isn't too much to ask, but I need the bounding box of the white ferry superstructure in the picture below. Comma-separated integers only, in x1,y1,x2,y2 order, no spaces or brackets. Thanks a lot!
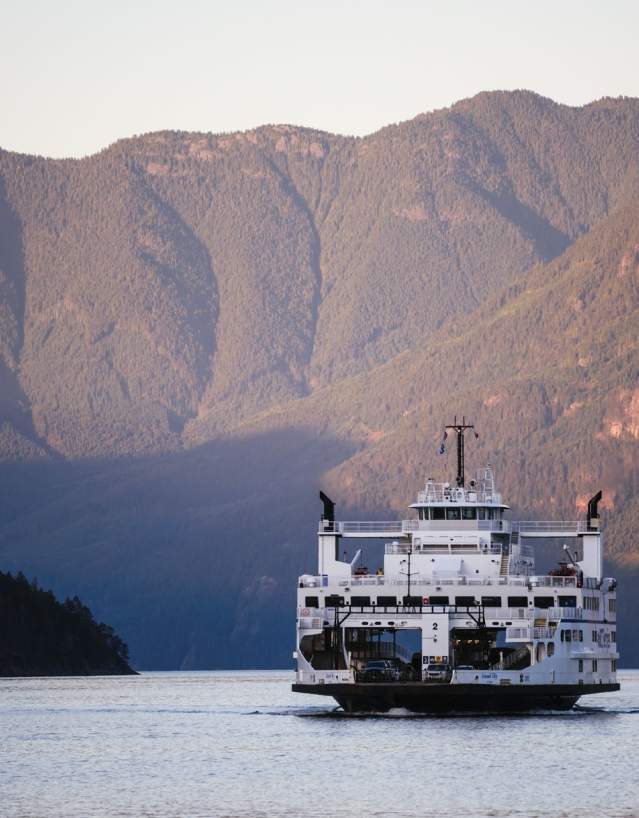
292,419,620,712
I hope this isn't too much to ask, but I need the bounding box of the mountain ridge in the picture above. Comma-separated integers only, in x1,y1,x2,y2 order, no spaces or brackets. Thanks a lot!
1,90,639,667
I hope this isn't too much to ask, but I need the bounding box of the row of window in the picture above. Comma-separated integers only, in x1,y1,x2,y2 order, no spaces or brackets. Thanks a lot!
576,659,615,673
558,628,615,645
584,596,601,611
306,594,580,609
417,506,501,521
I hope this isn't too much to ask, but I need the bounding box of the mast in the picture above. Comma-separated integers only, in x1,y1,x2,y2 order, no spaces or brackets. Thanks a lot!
443,416,477,487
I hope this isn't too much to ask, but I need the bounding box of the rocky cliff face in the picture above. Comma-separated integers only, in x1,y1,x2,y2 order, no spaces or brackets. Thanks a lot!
1,91,638,668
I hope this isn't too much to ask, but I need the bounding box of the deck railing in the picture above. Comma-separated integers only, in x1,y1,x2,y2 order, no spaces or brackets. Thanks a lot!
299,574,577,588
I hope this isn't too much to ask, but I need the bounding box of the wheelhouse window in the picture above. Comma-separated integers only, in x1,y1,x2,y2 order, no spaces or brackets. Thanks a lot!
478,508,486,520
304,596,319,608
446,507,461,520
508,596,528,608
429,595,449,605
376,596,397,607
432,507,445,520
461,507,476,520
481,596,501,608
534,596,554,609
558,595,577,608
350,596,370,607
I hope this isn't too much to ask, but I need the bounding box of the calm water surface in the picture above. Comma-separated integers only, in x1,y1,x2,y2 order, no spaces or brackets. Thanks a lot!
2,670,639,818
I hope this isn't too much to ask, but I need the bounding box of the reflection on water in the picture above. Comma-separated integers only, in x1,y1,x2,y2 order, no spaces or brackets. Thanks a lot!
1,670,638,818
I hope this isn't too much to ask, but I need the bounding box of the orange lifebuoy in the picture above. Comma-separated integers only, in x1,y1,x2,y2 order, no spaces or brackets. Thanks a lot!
301,608,310,616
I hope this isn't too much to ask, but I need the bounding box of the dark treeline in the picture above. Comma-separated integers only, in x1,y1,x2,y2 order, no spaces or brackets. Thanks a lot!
0,571,136,676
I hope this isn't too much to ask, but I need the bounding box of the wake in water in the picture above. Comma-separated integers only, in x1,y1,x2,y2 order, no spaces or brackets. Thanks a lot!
252,704,639,718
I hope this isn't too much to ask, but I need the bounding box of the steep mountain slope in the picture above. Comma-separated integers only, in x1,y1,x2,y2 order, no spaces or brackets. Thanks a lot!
1,91,638,668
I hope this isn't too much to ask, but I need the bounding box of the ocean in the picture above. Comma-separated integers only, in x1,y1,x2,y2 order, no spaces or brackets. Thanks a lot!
2,670,638,818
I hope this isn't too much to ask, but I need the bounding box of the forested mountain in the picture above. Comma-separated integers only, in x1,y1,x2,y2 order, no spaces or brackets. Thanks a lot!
1,90,638,668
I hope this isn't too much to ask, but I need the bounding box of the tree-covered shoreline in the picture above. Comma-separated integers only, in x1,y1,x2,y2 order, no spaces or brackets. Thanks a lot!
0,571,136,676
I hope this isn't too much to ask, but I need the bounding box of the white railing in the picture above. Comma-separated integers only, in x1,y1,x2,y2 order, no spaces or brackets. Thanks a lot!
321,519,593,537
320,520,419,534
506,627,530,641
384,542,504,555
505,626,555,641
299,574,579,589
533,626,557,639
514,521,589,535
484,607,531,620
545,607,582,620
529,576,577,587
408,520,510,532
416,483,503,505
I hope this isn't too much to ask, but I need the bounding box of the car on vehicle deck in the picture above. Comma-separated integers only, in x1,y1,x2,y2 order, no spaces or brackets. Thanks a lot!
425,663,452,682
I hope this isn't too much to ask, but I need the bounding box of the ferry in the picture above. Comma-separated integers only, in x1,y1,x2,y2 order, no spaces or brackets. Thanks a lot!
292,419,620,712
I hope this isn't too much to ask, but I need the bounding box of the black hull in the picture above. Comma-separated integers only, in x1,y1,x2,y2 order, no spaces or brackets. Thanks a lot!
292,682,620,713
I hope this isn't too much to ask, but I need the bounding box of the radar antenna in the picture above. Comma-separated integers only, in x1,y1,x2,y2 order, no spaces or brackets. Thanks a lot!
439,416,479,488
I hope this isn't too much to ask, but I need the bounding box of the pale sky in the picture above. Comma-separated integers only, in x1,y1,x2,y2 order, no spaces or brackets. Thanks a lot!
2,0,639,159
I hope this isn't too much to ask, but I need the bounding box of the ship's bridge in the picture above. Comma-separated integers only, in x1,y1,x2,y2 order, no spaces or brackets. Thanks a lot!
409,471,509,528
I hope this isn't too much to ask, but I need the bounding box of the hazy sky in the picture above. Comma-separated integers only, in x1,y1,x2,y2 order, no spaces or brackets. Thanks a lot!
2,0,639,158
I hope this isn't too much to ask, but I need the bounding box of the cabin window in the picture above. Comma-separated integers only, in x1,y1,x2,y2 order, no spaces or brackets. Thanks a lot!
534,596,554,609
592,659,598,672
578,659,583,673
446,507,461,520
432,507,445,520
547,642,555,657
508,596,528,608
461,507,477,520
565,630,572,642
429,595,449,605
572,629,580,641
304,596,319,608
455,596,477,607
612,631,616,643
481,596,501,608
612,659,617,672
377,596,397,607
609,598,616,612
579,630,584,642
558,595,577,608
325,595,344,607
478,508,486,520
350,596,370,607
487,508,495,520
